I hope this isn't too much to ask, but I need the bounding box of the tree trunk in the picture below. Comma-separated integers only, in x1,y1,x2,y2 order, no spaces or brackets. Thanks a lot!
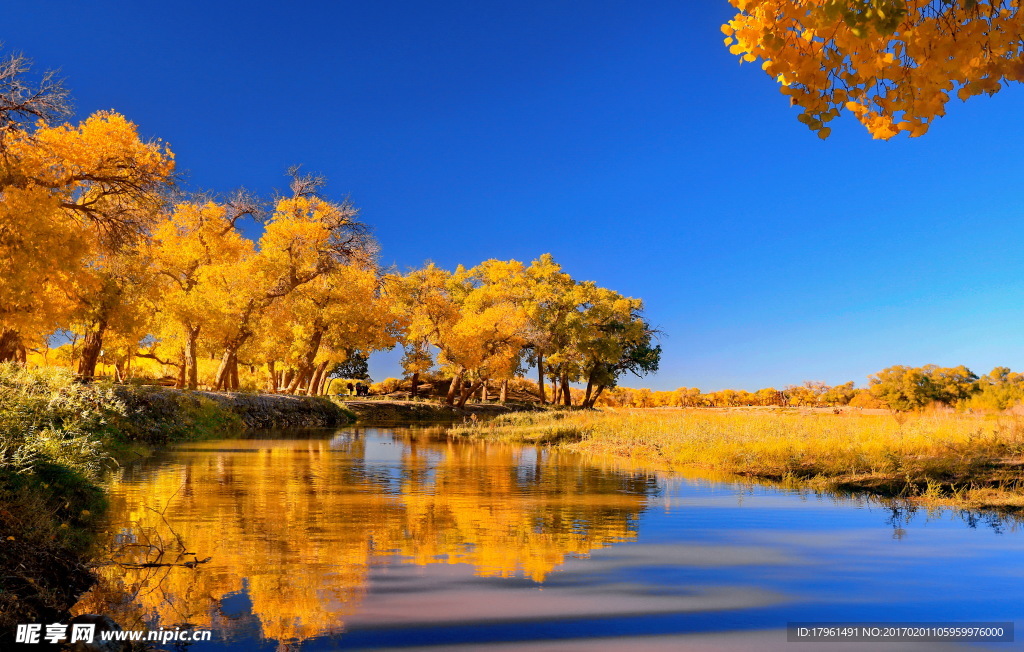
0,330,23,363
286,368,307,394
410,372,420,399
288,330,324,395
307,361,328,396
77,320,108,379
582,368,597,408
183,326,200,390
214,349,240,391
480,382,488,402
457,379,484,409
267,361,277,393
536,354,546,404
562,370,572,407
590,384,606,407
175,363,186,389
315,362,331,395
303,364,319,395
499,379,508,403
229,356,240,390
445,369,464,406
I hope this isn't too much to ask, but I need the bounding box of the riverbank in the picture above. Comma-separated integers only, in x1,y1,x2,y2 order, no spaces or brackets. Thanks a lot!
0,365,545,638
450,408,1024,512
342,398,531,423
0,366,360,640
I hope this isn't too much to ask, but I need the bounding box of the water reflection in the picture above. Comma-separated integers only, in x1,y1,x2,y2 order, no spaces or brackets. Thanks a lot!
75,428,654,645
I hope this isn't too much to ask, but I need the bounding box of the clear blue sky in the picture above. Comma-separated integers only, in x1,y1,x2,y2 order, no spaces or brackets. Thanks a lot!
8,1,1024,391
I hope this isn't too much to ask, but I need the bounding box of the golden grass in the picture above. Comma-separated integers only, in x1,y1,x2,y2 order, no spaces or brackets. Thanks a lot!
451,408,1024,511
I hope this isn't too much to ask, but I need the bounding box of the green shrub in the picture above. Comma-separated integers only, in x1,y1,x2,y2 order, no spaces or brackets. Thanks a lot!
0,363,120,478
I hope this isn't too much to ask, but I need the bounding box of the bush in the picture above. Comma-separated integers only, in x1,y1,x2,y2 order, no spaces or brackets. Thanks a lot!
0,363,121,478
370,377,402,394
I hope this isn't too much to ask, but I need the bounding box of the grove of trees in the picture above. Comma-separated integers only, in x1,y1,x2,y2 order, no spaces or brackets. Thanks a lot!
0,52,660,407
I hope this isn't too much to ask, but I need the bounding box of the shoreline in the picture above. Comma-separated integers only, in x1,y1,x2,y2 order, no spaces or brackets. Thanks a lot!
449,408,1024,514
2,379,522,640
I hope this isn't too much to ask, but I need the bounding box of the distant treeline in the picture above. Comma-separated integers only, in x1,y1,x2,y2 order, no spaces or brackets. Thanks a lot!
598,365,1024,412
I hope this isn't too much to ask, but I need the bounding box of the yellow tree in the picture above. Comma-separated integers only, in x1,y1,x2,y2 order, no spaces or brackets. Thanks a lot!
385,268,443,400
211,173,373,391
724,0,1024,138
523,254,577,405
387,264,460,403
66,246,157,379
391,261,529,408
267,262,400,396
0,56,173,358
445,260,530,407
147,199,255,389
573,287,660,409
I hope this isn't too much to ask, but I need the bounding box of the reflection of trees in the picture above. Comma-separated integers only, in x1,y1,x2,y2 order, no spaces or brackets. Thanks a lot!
397,440,648,580
75,431,652,644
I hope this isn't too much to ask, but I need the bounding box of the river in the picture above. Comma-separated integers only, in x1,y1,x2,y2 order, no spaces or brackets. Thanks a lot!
73,426,1024,650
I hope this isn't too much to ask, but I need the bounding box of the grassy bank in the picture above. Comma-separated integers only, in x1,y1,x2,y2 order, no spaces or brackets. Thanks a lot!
451,408,1024,511
342,398,535,423
0,364,354,639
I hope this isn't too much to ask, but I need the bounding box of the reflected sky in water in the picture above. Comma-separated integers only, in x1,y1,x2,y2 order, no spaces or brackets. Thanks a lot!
75,427,1024,650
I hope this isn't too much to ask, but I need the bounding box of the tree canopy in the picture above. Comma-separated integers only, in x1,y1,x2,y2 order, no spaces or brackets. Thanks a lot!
724,0,1024,138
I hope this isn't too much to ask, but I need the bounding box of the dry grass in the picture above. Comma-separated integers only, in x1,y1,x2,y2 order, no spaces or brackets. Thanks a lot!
451,407,1024,510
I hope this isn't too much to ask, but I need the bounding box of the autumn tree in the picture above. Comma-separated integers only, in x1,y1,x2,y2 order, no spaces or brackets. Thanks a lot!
449,260,532,406
386,264,455,401
0,52,173,360
68,247,157,379
522,254,577,405
966,366,1024,409
868,363,979,410
399,339,433,399
210,172,373,391
147,198,255,388
574,289,661,409
724,0,1024,139
389,260,534,408
267,262,399,396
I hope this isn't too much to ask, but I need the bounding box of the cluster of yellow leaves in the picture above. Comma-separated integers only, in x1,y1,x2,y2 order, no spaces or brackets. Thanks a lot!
724,0,1024,138
0,111,174,342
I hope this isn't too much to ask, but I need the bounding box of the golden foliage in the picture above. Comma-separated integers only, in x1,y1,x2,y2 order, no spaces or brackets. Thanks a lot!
725,0,1024,138
1,111,173,342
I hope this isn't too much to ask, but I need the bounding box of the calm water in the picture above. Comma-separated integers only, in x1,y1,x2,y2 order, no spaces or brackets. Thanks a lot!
75,427,1024,650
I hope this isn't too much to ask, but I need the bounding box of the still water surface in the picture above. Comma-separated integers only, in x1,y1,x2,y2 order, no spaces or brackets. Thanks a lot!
75,427,1024,650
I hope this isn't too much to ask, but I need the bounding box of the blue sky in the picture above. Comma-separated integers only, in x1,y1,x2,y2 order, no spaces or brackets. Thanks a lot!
8,1,1024,391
